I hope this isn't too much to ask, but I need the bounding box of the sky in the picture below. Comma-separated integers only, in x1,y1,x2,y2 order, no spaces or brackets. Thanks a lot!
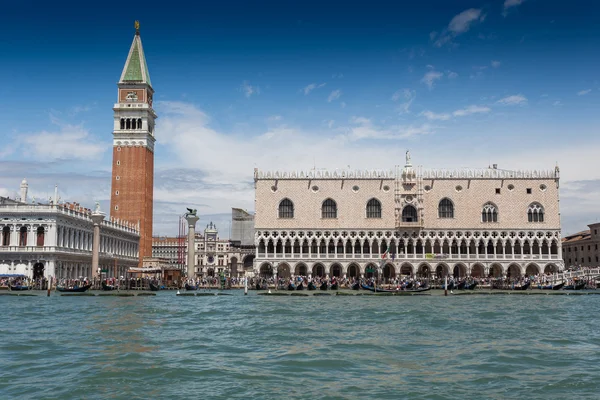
0,0,599,237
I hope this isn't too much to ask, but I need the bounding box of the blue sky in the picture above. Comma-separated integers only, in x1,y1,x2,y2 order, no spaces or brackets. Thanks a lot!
1,0,599,236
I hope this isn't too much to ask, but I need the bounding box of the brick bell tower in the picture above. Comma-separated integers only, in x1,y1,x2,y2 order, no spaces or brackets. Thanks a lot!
110,21,156,266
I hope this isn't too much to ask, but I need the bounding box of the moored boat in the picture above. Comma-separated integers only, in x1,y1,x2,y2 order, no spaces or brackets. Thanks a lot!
320,282,328,291
9,285,31,291
296,282,304,290
56,284,92,293
539,282,565,290
149,282,160,291
307,282,317,290
563,281,586,290
330,283,339,290
465,282,478,290
185,283,198,291
102,281,118,291
512,281,531,291
457,280,466,290
351,282,360,290
287,283,296,291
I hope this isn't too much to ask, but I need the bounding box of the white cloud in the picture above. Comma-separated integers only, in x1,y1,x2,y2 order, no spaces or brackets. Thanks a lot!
420,111,451,121
452,105,491,117
497,94,528,106
433,8,486,47
553,100,562,107
267,115,282,121
504,0,525,15
391,89,416,114
328,90,342,102
421,70,443,89
421,105,490,121
303,82,326,95
447,71,458,79
577,89,592,96
240,81,260,98
340,101,347,109
20,118,106,161
491,60,501,68
346,116,433,141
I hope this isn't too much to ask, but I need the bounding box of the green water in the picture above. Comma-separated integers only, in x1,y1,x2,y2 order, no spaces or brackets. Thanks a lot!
1,291,600,399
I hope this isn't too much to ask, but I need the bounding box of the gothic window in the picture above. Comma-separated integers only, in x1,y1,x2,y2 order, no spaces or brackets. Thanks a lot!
278,199,294,219
126,119,131,129
401,205,418,222
322,199,337,219
366,198,382,218
120,119,125,129
438,198,454,218
527,203,544,222
137,118,142,129
482,203,498,223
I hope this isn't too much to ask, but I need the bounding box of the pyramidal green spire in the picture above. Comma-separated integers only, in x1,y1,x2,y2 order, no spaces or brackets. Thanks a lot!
119,28,152,87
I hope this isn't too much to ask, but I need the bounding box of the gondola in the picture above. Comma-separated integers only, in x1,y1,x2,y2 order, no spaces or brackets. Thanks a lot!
465,282,478,290
457,280,466,290
296,282,305,290
351,282,360,290
442,281,456,290
56,284,92,293
149,282,160,291
307,282,317,290
539,282,565,290
9,284,31,291
330,283,339,290
102,281,118,291
511,281,531,291
361,284,431,293
185,283,198,291
320,282,328,291
563,281,586,290
287,283,296,291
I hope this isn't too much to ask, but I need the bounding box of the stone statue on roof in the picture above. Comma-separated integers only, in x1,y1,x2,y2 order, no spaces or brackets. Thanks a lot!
406,150,411,165
95,202,101,213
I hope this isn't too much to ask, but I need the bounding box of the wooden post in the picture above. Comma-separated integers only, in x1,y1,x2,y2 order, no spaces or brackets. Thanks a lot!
444,275,448,296
47,276,52,297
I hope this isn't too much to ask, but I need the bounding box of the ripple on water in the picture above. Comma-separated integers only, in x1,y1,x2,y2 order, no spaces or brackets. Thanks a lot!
1,293,600,399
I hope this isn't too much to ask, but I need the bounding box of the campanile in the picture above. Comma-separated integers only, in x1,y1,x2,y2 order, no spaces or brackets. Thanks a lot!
110,21,156,266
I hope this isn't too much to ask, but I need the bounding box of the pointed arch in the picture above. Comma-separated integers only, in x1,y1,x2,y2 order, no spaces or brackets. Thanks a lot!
438,198,454,218
322,198,337,219
366,198,382,218
402,205,418,222
527,203,544,222
482,202,498,223
278,198,294,218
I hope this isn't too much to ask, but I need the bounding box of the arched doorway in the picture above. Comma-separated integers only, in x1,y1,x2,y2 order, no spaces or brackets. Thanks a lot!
489,264,503,278
471,264,484,278
277,263,291,279
417,263,431,278
259,263,272,278
243,254,255,269
435,263,449,278
365,263,378,279
507,264,521,279
382,263,396,281
347,264,359,278
544,264,558,274
453,264,467,278
230,257,238,277
330,264,342,278
295,263,308,276
312,263,325,277
207,268,215,277
400,263,413,276
33,262,44,280
525,263,540,276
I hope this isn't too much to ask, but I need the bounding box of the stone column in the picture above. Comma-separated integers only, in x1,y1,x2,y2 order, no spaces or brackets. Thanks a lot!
186,214,200,278
91,211,106,280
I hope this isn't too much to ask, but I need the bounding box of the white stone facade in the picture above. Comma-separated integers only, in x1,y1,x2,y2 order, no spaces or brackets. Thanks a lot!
0,201,139,279
253,156,563,279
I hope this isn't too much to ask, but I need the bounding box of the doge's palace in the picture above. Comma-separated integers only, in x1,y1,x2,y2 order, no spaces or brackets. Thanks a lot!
253,152,563,280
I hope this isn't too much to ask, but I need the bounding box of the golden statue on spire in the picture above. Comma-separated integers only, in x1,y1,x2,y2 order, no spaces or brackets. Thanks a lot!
135,20,140,34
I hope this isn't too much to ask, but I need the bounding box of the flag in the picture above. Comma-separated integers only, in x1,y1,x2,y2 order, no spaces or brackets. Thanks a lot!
381,248,389,259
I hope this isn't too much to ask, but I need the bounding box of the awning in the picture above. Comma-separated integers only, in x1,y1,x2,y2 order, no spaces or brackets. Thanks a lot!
127,267,163,273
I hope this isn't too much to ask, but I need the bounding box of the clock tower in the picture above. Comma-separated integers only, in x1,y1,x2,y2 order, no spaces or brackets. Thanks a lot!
110,21,156,266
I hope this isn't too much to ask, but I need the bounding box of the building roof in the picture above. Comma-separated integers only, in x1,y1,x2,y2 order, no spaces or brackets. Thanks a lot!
119,30,152,87
562,230,591,244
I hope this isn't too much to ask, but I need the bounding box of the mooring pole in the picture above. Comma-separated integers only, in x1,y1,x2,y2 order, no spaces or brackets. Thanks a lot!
47,276,52,297
444,275,448,296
